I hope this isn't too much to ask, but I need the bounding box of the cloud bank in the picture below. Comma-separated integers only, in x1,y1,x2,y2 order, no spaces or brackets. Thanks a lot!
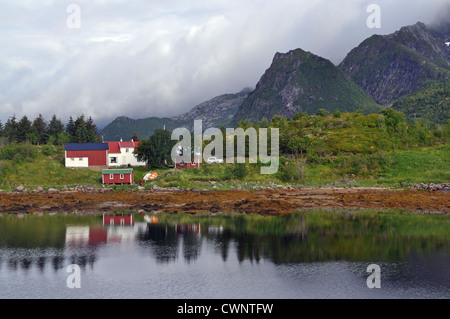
0,0,448,127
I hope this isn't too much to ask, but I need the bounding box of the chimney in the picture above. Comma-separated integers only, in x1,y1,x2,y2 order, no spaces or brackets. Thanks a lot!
120,138,122,142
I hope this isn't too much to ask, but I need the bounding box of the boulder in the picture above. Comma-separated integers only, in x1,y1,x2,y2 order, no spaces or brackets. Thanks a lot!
15,186,24,192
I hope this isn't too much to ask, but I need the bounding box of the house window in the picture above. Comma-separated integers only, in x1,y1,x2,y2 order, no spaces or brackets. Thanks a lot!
126,148,129,153
120,174,124,179
79,158,83,161
71,158,75,161
110,174,114,179
110,157,117,163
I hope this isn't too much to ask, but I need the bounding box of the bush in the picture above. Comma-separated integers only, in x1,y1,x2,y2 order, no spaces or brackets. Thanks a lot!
278,160,306,182
316,109,331,117
42,144,55,156
223,166,234,180
333,110,342,118
232,163,248,179
0,143,37,161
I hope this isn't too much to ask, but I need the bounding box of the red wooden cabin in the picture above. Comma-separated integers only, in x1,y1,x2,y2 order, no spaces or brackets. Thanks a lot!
102,168,134,184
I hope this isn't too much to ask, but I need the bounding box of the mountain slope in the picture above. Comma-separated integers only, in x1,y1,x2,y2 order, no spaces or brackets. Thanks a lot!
232,49,380,124
340,22,450,105
391,82,449,125
101,89,250,140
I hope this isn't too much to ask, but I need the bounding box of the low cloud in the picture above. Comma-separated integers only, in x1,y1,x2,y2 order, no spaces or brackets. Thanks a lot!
0,0,448,127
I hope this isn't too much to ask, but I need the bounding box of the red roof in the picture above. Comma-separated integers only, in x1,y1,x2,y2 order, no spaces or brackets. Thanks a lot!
107,142,121,154
120,141,135,148
106,141,141,153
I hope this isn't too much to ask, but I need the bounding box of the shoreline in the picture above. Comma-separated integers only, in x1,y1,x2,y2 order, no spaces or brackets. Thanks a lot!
0,187,449,215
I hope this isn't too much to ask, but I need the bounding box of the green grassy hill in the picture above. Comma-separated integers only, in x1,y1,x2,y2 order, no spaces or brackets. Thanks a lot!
391,82,450,125
0,144,101,190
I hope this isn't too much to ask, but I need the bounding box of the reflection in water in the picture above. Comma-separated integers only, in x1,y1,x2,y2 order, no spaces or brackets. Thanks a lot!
0,211,448,298
0,211,449,269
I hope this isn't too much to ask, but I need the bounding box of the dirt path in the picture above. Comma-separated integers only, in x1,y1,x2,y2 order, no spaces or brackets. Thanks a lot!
1,187,449,215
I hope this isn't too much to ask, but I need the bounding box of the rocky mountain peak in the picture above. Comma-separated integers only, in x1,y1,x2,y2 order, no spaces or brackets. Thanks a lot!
340,21,450,104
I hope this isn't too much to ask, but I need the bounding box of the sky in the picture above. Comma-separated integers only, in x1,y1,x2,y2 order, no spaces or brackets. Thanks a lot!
0,0,448,128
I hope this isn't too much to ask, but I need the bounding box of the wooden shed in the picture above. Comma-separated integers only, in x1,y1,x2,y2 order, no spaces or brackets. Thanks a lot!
102,168,134,185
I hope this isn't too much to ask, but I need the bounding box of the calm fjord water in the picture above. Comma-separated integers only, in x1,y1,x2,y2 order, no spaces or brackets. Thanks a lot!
0,211,448,299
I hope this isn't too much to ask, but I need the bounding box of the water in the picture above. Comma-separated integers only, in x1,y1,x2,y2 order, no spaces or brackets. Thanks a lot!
0,211,448,299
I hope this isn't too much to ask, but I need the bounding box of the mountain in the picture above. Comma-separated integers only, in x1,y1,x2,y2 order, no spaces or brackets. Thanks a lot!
101,89,250,140
171,88,251,130
232,48,380,125
102,22,449,137
340,22,450,105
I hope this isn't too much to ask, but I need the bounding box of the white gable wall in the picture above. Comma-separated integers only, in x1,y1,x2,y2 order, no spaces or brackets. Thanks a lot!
108,147,146,167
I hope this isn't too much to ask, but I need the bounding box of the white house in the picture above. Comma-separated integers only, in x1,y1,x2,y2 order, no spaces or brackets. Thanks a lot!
106,139,146,167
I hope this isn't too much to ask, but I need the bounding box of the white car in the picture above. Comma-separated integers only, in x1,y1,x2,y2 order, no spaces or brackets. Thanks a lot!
207,156,224,164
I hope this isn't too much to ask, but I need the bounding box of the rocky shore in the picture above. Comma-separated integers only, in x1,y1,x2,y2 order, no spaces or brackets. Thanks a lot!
0,186,449,215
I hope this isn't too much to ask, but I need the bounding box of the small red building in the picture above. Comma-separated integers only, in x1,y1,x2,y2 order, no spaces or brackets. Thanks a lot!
174,156,200,169
102,168,134,184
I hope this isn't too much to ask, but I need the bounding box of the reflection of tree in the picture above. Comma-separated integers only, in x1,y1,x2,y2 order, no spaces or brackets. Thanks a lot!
235,233,261,264
138,224,180,264
136,223,205,264
182,231,202,263
211,230,232,262
8,257,18,270
20,257,33,270
1,250,98,273
37,256,46,272
69,253,97,270
52,255,65,271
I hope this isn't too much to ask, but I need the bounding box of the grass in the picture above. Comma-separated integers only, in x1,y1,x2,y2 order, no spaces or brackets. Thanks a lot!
355,145,450,186
0,146,100,190
0,142,448,191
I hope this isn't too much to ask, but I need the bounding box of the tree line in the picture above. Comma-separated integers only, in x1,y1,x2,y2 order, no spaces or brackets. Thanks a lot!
0,114,101,145
135,107,449,169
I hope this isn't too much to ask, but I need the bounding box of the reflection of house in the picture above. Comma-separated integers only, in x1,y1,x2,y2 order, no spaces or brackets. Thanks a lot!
65,143,109,168
175,223,201,234
208,226,224,235
65,226,107,246
106,139,146,167
102,169,134,185
103,214,134,226
65,220,144,246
